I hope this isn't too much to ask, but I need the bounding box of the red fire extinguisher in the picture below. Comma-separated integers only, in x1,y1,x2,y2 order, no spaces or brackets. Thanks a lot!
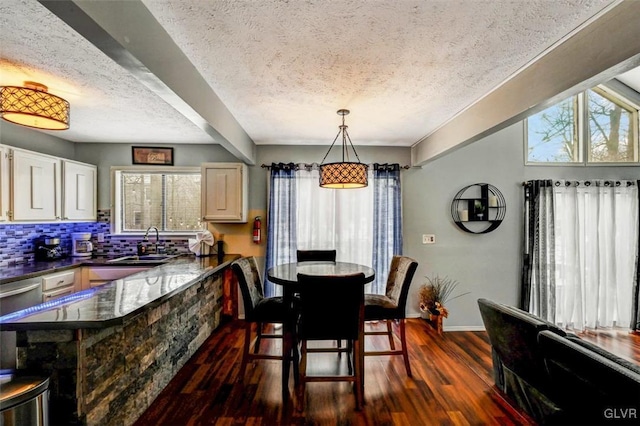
253,216,262,244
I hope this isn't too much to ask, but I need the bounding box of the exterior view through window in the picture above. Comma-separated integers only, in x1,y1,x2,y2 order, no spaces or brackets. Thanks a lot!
114,168,202,234
527,86,639,164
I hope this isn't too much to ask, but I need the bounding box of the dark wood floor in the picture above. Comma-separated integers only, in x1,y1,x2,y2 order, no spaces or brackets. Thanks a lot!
133,319,639,426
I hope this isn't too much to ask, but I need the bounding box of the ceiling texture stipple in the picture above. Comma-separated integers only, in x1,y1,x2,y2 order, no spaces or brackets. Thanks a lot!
2,0,636,157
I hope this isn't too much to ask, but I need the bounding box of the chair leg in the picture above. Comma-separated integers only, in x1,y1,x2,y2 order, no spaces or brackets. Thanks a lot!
399,319,412,377
296,341,307,412
254,322,263,354
354,338,363,410
346,340,353,375
240,322,252,379
386,320,395,350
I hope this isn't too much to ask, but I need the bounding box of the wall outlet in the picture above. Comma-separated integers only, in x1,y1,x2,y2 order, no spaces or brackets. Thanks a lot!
97,233,105,243
422,234,436,244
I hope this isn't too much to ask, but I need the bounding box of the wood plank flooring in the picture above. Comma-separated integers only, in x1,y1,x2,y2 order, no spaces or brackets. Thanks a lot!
133,319,639,426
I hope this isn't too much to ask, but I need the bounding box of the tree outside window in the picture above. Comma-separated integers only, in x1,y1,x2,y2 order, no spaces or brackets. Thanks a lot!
115,168,202,234
526,85,639,164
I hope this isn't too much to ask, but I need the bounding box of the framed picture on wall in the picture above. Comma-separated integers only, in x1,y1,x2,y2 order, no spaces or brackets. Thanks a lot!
132,147,174,165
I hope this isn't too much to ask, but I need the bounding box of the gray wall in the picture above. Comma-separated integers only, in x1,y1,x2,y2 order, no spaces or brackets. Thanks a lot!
403,121,640,330
0,121,76,158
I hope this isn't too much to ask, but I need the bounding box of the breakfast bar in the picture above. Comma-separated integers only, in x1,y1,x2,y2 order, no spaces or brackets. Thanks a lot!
0,255,239,426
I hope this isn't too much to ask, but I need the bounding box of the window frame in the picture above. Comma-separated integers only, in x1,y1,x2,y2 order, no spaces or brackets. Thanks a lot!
111,166,202,237
524,84,640,166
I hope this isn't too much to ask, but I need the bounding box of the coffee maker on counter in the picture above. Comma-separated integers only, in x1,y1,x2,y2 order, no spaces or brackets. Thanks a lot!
71,232,94,257
34,236,65,261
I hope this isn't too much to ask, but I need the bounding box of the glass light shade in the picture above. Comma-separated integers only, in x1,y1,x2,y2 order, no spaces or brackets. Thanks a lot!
319,162,368,189
0,84,70,130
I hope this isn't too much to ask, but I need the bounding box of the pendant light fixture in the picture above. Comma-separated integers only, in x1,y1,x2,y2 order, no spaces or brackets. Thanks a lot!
319,109,368,189
0,81,70,130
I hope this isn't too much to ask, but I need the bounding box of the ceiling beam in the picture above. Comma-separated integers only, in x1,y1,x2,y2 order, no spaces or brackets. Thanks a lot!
39,0,256,165
411,0,640,167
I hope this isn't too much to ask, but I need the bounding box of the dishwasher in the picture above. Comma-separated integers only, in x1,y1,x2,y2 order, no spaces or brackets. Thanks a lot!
0,277,43,373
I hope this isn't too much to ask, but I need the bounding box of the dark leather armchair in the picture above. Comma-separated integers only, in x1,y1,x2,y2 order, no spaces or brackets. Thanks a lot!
231,257,289,379
363,255,418,377
296,249,337,262
295,272,366,410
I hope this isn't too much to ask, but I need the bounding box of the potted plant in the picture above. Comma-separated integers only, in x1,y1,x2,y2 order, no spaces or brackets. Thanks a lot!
418,275,470,323
474,200,486,220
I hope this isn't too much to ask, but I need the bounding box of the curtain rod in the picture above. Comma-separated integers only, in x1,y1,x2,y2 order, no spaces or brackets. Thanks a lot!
261,163,411,170
522,180,637,187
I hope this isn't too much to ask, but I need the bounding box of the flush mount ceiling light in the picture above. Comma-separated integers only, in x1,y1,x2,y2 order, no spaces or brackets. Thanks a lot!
0,81,70,130
319,109,368,189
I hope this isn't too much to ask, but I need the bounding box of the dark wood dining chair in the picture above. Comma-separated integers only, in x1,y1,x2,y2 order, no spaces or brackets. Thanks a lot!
363,255,418,377
296,249,337,262
295,272,366,411
231,257,290,380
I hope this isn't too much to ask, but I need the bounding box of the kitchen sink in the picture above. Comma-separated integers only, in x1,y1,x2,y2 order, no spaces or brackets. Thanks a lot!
106,254,180,264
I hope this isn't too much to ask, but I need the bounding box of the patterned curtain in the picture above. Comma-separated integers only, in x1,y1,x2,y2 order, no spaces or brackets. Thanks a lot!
372,164,403,294
521,180,555,318
264,163,297,297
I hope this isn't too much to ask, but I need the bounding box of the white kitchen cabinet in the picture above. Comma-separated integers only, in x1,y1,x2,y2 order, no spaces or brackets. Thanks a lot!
41,269,80,302
10,148,61,221
201,162,248,223
0,146,9,222
62,160,97,221
81,266,151,289
0,144,97,222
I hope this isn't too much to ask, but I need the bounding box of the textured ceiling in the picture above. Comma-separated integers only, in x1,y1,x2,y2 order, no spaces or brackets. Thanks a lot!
0,0,631,152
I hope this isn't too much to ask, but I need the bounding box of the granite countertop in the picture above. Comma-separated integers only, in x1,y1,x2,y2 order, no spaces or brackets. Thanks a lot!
0,254,240,331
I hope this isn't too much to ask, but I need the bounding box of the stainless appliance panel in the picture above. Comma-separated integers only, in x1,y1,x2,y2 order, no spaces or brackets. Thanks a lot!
0,278,43,371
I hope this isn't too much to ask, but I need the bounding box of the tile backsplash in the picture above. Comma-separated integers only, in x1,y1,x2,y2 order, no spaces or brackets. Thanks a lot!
0,209,192,268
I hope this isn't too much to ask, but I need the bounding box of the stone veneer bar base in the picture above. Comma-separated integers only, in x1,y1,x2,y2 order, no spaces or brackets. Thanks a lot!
16,269,225,426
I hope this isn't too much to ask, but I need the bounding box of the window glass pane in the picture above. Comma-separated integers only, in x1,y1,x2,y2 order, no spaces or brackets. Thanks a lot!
120,171,201,232
587,89,635,163
165,174,202,231
527,97,579,163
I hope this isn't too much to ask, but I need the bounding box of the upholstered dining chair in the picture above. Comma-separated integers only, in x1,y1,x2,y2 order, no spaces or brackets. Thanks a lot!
296,249,342,348
295,272,367,411
364,255,418,377
231,256,290,379
296,249,337,262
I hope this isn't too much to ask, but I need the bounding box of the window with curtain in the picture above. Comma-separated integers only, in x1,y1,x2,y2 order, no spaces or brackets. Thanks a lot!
264,163,402,297
522,180,639,331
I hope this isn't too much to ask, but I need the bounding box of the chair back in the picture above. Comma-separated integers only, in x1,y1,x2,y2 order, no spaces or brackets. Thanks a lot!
296,249,337,262
385,255,418,309
231,257,264,321
297,272,365,341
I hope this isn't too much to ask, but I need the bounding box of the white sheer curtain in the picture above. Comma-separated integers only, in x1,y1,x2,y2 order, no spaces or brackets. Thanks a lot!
553,180,638,330
296,167,374,267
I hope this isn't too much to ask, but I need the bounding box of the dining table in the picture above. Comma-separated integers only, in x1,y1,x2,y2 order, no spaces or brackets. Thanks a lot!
267,261,375,398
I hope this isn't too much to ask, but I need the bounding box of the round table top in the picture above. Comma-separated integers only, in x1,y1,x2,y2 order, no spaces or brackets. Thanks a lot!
267,261,375,286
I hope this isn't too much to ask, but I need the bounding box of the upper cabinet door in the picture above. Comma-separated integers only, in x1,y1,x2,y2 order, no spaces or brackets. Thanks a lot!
201,163,248,223
11,148,61,221
62,160,97,221
0,146,9,222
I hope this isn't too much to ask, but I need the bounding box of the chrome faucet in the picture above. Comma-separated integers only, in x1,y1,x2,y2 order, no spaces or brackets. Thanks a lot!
142,226,164,254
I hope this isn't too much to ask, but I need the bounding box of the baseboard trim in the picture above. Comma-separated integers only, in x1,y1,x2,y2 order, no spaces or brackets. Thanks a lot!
443,325,486,332
407,314,486,332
